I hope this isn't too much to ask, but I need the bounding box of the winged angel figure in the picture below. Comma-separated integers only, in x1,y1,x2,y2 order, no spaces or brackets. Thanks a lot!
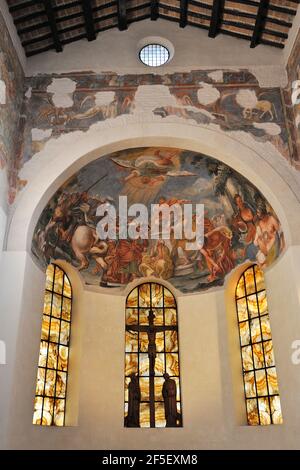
111,148,196,205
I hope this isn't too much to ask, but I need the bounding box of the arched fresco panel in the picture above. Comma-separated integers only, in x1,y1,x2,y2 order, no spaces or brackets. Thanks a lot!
32,147,285,294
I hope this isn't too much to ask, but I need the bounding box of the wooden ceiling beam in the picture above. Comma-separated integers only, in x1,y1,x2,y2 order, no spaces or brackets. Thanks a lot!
151,0,159,21
117,0,127,31
43,0,62,52
81,0,96,41
209,0,225,38
251,0,270,48
180,0,188,28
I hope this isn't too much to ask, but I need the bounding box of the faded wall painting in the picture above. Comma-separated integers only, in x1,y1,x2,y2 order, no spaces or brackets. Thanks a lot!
32,147,284,294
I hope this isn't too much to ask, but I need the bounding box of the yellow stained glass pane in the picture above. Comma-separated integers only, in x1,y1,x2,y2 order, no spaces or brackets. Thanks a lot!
261,315,272,341
166,353,179,376
51,293,62,318
153,309,164,326
246,399,259,426
33,397,43,425
124,402,128,419
140,403,150,428
53,266,64,295
54,399,65,426
154,377,164,401
250,318,261,343
244,371,256,398
126,330,138,352
46,264,55,291
56,371,67,398
38,341,48,368
263,341,275,367
257,290,267,316
125,354,138,376
267,367,279,395
124,377,130,402
139,354,149,376
237,298,248,322
255,370,268,396
49,317,60,343
126,287,138,307
236,275,245,299
127,287,138,307
139,332,148,352
252,343,264,369
156,332,164,352
139,284,151,307
47,343,58,369
43,291,52,315
164,287,176,307
155,402,166,428
155,353,165,376
63,275,72,298
35,367,45,395
244,267,256,295
258,397,271,425
41,315,50,341
241,346,253,372
165,331,178,352
60,320,70,345
239,321,250,346
126,308,138,325
165,308,177,326
45,370,56,397
58,345,68,371
62,297,71,321
176,402,182,426
139,309,149,325
42,397,54,426
270,396,283,424
254,265,265,292
152,283,163,307
140,377,150,401
247,294,259,319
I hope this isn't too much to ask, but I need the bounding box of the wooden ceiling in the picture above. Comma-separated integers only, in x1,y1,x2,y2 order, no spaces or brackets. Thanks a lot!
6,1,300,57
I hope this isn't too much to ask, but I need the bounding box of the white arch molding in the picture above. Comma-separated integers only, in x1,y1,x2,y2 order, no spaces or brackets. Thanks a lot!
6,120,300,254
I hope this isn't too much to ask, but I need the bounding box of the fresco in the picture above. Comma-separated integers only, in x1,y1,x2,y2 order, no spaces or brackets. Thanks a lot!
15,67,293,204
0,9,24,204
32,147,285,294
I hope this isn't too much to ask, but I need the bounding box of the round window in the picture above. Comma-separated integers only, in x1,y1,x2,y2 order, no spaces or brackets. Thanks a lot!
139,43,170,67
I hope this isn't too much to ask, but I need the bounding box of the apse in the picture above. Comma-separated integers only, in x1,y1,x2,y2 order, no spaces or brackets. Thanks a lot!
31,147,285,294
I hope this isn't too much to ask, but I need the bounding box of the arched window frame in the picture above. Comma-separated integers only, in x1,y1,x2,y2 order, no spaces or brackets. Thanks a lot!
33,264,72,426
235,264,283,426
124,282,182,428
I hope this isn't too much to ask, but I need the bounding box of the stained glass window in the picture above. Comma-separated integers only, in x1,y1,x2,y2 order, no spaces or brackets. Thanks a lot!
236,265,283,426
125,282,182,428
33,264,72,426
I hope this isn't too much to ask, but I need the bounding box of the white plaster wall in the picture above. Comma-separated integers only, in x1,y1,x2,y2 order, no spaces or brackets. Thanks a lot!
1,246,300,449
26,19,286,83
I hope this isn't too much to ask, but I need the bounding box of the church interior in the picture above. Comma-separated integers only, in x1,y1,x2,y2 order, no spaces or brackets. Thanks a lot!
0,0,300,450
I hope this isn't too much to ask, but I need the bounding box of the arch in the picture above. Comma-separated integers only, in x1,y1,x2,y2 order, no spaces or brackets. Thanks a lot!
235,264,283,425
124,281,182,428
6,120,300,256
32,263,72,426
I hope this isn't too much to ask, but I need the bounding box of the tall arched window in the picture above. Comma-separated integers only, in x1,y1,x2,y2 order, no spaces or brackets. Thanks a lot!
236,265,282,425
124,282,182,428
33,264,72,426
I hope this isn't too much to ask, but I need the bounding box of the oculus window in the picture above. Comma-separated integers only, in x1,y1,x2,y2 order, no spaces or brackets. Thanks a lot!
124,282,182,428
236,265,283,425
33,264,72,426
139,44,170,67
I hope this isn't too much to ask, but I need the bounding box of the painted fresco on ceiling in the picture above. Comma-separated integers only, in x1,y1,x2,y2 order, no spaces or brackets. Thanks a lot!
32,147,285,294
